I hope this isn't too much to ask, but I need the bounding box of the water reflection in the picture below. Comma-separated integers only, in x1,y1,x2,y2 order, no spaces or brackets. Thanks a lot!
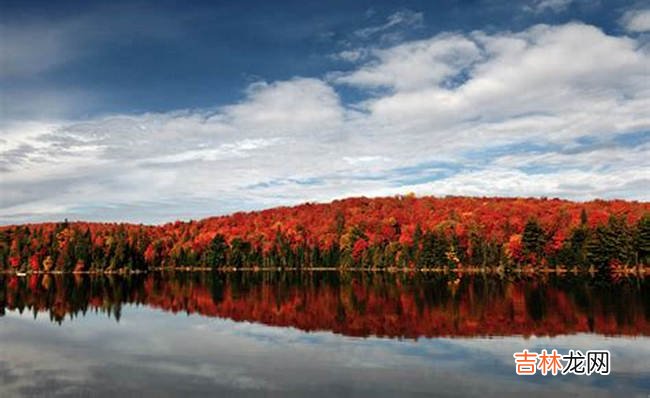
1,272,648,338
2,273,650,397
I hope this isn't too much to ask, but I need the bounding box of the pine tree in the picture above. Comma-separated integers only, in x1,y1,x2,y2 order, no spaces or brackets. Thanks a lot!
419,231,436,267
586,215,633,272
607,215,634,263
74,228,92,271
568,226,589,269
412,223,423,265
522,219,546,259
634,214,650,264
230,238,252,267
202,234,229,268
586,226,614,271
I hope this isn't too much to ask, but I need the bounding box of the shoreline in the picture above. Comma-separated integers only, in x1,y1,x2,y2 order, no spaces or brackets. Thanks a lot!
1,264,646,277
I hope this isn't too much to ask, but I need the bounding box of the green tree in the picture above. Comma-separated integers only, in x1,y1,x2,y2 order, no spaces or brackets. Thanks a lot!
74,228,92,271
522,219,546,259
560,226,589,269
202,234,229,268
230,238,252,267
634,214,650,264
586,215,633,272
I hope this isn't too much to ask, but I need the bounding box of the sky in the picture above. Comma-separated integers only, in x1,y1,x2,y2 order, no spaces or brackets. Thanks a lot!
1,0,649,224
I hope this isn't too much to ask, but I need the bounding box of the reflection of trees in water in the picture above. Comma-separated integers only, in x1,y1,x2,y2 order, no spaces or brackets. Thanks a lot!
1,273,648,338
525,285,547,322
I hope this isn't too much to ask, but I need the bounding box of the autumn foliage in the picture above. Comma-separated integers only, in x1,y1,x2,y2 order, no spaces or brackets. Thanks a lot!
1,195,649,273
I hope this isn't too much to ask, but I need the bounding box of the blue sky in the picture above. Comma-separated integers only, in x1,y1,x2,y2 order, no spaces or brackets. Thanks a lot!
1,0,649,224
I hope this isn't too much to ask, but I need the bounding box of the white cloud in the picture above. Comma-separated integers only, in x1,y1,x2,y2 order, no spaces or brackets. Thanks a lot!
1,22,649,224
332,49,368,62
222,78,344,135
331,34,482,91
621,8,650,33
354,9,423,39
524,0,574,14
358,23,648,124
402,166,649,201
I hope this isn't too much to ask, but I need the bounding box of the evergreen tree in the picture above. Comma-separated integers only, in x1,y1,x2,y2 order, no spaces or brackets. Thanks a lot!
586,215,633,272
74,228,92,271
564,226,589,269
230,238,252,267
522,219,546,259
411,223,423,265
419,231,437,267
202,234,229,268
634,214,650,264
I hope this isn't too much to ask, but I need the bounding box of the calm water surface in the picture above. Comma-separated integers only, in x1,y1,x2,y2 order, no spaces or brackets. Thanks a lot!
1,272,649,397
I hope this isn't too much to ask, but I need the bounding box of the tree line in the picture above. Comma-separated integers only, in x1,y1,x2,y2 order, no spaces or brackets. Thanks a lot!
1,196,649,274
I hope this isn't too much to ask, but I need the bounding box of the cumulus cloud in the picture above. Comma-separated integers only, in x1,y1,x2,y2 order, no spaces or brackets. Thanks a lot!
1,22,649,224
620,8,650,33
356,23,648,124
331,34,482,91
222,78,344,135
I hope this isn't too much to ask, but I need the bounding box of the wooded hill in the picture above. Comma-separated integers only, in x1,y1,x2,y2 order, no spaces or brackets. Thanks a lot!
2,195,649,273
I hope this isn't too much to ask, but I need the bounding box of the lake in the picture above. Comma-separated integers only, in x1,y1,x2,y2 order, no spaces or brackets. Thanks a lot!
1,272,649,397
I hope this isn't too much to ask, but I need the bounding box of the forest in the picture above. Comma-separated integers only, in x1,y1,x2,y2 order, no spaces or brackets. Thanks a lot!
1,195,649,274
